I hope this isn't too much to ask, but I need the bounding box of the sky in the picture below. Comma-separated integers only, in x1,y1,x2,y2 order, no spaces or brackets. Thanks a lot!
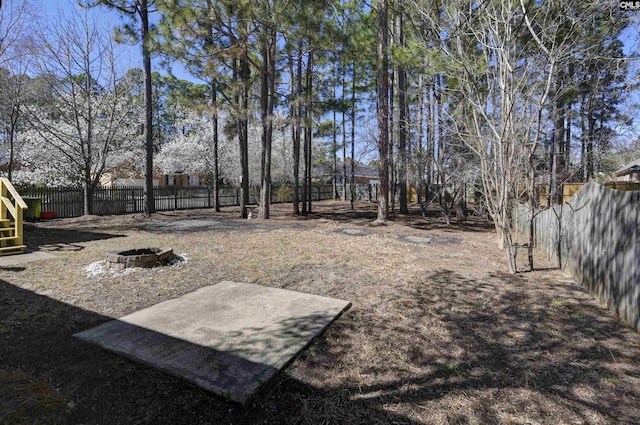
38,0,640,151
41,0,194,82
42,0,144,71
40,0,640,78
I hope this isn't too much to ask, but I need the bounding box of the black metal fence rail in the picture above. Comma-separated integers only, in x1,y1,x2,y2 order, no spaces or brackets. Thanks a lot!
17,184,372,218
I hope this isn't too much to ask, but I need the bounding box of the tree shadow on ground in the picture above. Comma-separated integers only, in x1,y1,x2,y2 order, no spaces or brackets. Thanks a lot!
0,280,421,425
23,224,125,252
318,269,640,424
284,201,496,234
299,208,378,223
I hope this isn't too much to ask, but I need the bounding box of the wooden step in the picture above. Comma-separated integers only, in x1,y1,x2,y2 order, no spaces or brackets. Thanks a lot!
0,219,10,228
0,227,15,233
0,245,26,256
0,235,19,249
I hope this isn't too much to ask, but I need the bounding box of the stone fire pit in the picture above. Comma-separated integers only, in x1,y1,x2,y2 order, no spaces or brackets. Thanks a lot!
105,247,175,271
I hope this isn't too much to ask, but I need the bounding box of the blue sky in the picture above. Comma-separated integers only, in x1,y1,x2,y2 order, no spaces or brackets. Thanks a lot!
41,0,639,79
43,0,143,71
41,0,193,81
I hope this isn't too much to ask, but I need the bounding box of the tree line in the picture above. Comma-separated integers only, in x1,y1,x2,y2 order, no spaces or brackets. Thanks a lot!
0,0,637,272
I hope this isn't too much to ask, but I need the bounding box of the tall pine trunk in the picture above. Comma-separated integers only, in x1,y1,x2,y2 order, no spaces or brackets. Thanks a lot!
350,58,356,209
417,74,425,213
375,0,389,223
235,54,250,218
342,73,348,202
389,50,395,213
397,1,408,214
259,31,276,219
397,42,408,212
211,82,220,212
141,0,155,215
332,66,338,200
290,51,301,215
304,50,314,214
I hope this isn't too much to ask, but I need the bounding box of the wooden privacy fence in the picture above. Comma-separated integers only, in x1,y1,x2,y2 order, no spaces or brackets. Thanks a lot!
538,181,640,206
517,181,640,331
17,184,374,218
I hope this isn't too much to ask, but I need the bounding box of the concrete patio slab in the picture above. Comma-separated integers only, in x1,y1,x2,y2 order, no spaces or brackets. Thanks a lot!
0,250,56,267
74,281,351,405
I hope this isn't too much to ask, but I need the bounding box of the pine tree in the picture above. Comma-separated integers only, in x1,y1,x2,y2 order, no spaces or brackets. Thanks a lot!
85,0,156,215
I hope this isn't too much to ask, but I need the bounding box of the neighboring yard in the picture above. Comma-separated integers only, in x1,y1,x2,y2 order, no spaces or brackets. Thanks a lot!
1,201,639,425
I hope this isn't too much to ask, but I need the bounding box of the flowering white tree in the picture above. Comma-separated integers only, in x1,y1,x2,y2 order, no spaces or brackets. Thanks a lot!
0,0,37,180
19,7,141,215
156,108,233,185
157,110,292,187
17,91,141,185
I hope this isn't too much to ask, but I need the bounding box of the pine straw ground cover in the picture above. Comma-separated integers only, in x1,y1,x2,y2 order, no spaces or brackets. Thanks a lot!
1,200,639,425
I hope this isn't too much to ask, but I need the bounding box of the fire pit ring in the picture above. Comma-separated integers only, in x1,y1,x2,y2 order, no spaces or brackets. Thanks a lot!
105,247,175,271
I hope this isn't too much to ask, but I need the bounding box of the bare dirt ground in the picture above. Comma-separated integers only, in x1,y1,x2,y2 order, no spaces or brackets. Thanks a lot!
1,200,639,425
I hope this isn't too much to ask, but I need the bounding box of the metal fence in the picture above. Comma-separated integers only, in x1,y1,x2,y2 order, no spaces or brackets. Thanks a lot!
18,184,378,218
517,181,640,332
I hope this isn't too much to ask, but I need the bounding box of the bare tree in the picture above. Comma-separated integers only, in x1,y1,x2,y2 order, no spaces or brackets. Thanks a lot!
0,0,33,67
0,0,36,179
21,8,140,215
436,0,555,272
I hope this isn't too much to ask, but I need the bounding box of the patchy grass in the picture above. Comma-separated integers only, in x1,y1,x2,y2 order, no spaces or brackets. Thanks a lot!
0,369,68,425
1,200,639,424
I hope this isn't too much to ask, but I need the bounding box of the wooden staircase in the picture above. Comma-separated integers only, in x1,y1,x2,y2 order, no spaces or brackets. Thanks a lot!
0,177,27,256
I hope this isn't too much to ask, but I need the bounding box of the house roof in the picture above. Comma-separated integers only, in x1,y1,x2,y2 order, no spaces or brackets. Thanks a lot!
615,158,640,176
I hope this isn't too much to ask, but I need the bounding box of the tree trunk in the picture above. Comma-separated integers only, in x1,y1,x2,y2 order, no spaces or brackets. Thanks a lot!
259,40,270,219
427,80,435,186
580,95,586,181
375,0,389,223
332,67,338,200
389,49,395,214
211,82,220,212
84,61,94,216
141,0,155,215
83,182,90,216
551,73,564,206
290,50,301,215
435,76,449,223
305,49,313,214
547,138,553,207
417,74,425,213
8,112,16,181
342,72,348,202
503,223,517,274
397,1,408,214
398,69,408,214
236,54,250,218
528,153,536,271
350,58,356,209
259,32,276,220
564,65,573,169
302,95,308,215
585,64,597,181
586,113,595,180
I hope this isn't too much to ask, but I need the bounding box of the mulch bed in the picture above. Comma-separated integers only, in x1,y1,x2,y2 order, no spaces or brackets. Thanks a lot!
1,200,639,424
